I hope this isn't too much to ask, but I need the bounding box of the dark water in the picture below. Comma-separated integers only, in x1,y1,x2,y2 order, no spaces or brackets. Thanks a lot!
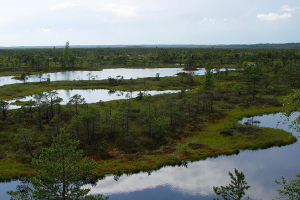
1,113,299,200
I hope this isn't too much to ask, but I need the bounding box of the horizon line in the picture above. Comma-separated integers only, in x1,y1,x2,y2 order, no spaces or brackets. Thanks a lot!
1,42,299,48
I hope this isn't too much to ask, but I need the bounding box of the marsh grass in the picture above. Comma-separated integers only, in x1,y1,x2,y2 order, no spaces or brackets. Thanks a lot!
1,114,295,181
90,106,296,176
0,158,35,181
0,70,297,181
0,76,200,100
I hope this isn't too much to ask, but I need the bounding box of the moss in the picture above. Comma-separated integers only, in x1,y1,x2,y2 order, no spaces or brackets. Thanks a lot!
85,107,296,178
0,67,298,181
0,158,36,181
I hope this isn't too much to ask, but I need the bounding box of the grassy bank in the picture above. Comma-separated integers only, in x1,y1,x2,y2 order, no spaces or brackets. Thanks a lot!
92,106,296,175
0,68,297,181
0,75,202,100
0,158,35,181
0,106,296,181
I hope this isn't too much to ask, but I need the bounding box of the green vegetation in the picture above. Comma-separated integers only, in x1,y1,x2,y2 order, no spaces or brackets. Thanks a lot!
212,168,300,200
213,168,250,200
7,129,108,200
281,89,300,132
276,173,300,199
0,46,299,182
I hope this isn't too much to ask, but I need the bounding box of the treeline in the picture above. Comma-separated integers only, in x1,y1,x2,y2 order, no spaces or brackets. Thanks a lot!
0,44,299,161
2,87,213,157
0,43,300,72
1,58,299,160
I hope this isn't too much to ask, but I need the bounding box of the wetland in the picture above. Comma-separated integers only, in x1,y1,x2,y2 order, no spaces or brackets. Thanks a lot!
0,46,299,199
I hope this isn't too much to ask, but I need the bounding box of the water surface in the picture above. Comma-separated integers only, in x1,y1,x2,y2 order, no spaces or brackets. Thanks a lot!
8,89,181,109
0,68,204,87
2,112,299,199
84,112,299,200
0,68,232,87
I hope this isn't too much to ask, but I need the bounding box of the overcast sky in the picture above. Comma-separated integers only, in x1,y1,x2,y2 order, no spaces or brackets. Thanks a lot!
0,0,299,46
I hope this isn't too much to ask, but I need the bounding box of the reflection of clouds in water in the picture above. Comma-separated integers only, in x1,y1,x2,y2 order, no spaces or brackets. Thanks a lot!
0,68,188,87
7,89,180,109
3,101,299,199
87,160,228,196
1,68,234,87
87,158,255,197
87,154,280,199
86,113,300,199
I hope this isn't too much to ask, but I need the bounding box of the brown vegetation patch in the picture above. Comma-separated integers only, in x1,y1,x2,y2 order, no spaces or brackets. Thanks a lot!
188,142,210,150
220,130,233,136
220,125,263,137
236,126,262,135
250,98,282,107
162,147,177,153
208,112,226,121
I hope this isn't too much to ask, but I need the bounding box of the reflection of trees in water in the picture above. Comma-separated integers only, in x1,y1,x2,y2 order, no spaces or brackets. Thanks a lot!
243,117,261,126
107,90,128,97
11,178,32,199
117,91,124,96
108,90,116,95
113,175,120,181
110,160,189,182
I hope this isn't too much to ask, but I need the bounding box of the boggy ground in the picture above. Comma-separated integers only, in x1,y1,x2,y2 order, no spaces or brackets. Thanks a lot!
0,103,295,181
0,70,297,181
91,106,296,176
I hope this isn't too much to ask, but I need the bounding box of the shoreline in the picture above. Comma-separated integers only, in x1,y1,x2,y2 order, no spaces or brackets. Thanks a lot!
0,107,296,182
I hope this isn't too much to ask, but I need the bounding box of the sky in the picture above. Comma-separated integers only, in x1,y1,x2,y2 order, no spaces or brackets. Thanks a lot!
0,0,299,46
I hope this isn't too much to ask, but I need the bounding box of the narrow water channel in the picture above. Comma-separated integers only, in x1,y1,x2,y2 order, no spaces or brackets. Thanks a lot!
0,68,202,87
2,112,298,199
8,89,181,109
0,68,232,87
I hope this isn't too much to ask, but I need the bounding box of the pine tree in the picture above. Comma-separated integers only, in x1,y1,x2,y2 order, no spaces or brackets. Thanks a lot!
213,168,250,200
203,63,214,112
275,173,300,199
7,129,108,200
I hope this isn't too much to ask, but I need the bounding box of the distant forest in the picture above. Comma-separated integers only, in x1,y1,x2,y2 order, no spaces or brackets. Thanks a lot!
1,43,300,49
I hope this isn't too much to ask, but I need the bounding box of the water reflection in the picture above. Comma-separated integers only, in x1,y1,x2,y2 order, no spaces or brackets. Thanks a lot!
8,89,181,109
0,68,233,87
0,181,21,200
84,112,299,200
1,112,298,199
0,68,198,87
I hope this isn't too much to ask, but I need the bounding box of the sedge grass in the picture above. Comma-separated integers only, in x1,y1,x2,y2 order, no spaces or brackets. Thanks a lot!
91,106,296,176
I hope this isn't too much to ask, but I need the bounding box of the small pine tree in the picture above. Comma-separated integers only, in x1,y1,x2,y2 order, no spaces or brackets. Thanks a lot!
275,173,300,199
7,129,108,200
213,168,250,200
203,62,215,112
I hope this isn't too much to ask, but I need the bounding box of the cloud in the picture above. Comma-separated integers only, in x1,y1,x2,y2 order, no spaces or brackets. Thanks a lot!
280,5,295,12
104,3,138,17
203,18,216,22
256,13,292,21
42,28,53,33
279,13,293,19
50,3,76,10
